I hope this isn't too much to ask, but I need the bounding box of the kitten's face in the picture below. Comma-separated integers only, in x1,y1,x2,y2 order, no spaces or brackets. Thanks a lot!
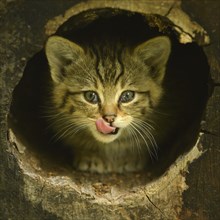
46,36,170,143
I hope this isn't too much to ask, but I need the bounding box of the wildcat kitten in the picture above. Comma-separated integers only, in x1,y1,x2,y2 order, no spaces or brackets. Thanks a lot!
45,35,171,173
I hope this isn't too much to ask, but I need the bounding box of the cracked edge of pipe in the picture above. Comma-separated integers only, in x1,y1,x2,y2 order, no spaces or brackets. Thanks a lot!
44,0,210,46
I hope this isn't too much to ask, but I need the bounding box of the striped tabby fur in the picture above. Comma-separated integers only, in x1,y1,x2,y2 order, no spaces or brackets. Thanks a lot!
45,35,171,173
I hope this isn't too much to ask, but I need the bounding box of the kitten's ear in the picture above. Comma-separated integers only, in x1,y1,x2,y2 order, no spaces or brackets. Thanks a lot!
134,36,171,83
45,36,84,83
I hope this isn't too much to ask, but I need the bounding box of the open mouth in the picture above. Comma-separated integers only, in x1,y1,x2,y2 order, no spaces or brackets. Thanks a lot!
109,127,119,135
95,118,120,135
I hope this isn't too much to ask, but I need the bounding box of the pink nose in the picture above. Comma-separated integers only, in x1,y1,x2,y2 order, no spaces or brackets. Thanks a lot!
103,114,116,123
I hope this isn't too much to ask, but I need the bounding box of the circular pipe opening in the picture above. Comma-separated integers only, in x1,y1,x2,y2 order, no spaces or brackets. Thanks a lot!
8,9,210,182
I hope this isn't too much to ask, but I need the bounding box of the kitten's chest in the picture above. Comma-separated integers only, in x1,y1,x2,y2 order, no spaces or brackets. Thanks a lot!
72,138,148,173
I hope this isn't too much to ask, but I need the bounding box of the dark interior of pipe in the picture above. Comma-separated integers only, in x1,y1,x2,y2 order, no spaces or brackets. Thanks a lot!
8,9,210,180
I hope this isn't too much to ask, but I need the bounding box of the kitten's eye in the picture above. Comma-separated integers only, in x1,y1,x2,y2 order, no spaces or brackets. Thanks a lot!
119,91,135,103
84,91,99,104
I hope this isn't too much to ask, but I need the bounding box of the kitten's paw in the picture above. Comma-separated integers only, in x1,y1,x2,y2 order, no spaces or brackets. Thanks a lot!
74,157,110,173
122,161,144,172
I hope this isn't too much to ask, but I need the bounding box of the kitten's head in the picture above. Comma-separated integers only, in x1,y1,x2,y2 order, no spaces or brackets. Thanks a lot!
45,35,171,144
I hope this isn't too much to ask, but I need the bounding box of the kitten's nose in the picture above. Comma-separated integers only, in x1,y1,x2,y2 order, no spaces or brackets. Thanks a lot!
103,114,116,123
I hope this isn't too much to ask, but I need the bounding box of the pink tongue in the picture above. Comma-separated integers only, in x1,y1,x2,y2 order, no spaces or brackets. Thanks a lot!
95,118,116,134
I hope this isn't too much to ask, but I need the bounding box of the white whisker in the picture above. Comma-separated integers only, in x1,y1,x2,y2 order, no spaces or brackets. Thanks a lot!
127,127,142,157
135,118,155,130
132,121,158,159
130,120,158,160
50,123,88,143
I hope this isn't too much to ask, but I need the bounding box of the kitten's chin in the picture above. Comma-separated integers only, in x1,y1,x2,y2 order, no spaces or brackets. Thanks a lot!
91,129,122,143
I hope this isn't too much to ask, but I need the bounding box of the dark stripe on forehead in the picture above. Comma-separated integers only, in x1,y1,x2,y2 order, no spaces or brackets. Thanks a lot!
114,49,125,85
93,78,99,89
91,45,104,84
110,47,119,82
